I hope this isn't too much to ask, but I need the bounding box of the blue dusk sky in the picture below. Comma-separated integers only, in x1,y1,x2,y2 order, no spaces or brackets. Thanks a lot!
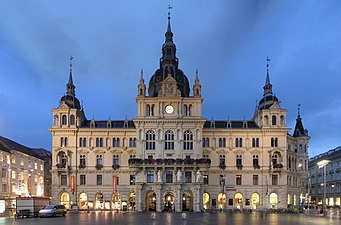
0,0,340,157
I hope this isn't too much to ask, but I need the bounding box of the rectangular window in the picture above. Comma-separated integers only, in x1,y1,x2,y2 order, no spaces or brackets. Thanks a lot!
236,175,242,185
97,175,102,185
253,175,258,185
2,184,7,192
80,175,86,185
130,175,136,185
203,175,209,185
60,175,67,185
34,162,38,170
147,171,154,183
185,171,192,183
272,175,278,185
165,171,173,183
40,164,44,171
1,168,6,178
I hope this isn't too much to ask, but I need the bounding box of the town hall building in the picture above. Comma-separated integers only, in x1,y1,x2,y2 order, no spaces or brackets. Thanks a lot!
49,14,309,212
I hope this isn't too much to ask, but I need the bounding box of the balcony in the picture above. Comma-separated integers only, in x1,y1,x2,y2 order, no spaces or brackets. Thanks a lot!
253,164,260,170
56,163,66,169
273,163,283,172
219,164,226,169
95,164,103,170
78,164,86,169
128,158,211,168
112,164,120,170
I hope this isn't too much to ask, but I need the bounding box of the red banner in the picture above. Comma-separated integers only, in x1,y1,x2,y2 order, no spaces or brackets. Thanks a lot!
113,176,117,194
70,176,76,193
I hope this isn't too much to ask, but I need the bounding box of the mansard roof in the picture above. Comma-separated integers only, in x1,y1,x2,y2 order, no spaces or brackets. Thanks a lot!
203,120,259,129
82,120,136,129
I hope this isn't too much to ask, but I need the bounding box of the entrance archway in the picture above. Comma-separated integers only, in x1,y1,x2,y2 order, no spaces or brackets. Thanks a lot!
203,192,210,210
251,193,259,209
60,192,69,209
218,193,226,209
270,192,278,208
112,193,121,210
145,191,156,211
234,193,243,209
182,191,193,211
128,192,136,211
79,193,88,209
164,192,175,212
95,192,104,209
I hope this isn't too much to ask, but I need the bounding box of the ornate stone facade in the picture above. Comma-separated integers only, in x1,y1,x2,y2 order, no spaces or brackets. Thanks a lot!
49,15,309,212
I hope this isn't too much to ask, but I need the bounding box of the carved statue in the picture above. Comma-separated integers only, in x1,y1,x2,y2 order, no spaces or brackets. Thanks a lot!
196,170,203,183
176,170,182,182
157,170,162,182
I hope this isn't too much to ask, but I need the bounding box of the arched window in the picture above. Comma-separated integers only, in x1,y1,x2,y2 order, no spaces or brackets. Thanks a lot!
264,115,269,126
61,137,64,147
60,192,70,209
146,130,155,150
219,155,225,165
96,138,100,147
183,130,193,150
270,193,278,204
165,130,174,150
82,138,86,147
58,151,67,165
112,155,119,166
236,155,242,167
219,138,226,147
188,105,192,116
79,154,86,167
64,137,68,147
96,155,103,166
184,104,188,116
272,115,277,126
62,115,67,125
280,116,285,126
235,138,242,147
53,115,58,126
70,115,75,125
146,104,150,116
271,138,278,147
251,193,260,208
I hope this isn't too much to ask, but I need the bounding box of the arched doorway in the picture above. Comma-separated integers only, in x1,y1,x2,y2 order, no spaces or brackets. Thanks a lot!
269,192,278,208
203,193,210,210
234,193,243,209
112,193,121,210
218,193,226,209
128,192,136,211
251,193,259,209
79,193,88,209
145,191,156,211
60,192,70,209
182,191,193,211
95,192,104,209
164,192,175,212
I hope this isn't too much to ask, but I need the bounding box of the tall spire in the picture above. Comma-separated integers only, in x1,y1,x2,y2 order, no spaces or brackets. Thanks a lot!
263,56,273,97
66,56,76,97
293,104,308,137
160,5,178,69
297,103,301,118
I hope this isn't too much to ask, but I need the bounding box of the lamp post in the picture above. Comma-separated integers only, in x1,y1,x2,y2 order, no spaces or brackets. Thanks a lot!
317,160,331,215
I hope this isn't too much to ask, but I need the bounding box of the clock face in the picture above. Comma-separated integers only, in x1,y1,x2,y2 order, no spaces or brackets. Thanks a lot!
165,105,174,114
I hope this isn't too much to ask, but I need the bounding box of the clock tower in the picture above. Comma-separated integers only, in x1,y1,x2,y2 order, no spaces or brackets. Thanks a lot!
134,13,204,161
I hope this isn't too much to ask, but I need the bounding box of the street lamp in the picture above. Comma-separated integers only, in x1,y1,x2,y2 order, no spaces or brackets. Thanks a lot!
317,160,331,214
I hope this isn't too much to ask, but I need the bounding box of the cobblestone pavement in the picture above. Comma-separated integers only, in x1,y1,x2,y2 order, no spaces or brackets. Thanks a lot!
0,211,340,225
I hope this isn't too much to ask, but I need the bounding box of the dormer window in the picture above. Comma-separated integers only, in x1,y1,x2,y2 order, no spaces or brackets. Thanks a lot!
90,121,95,128
107,121,112,128
227,122,231,128
124,121,128,128
210,121,215,128
243,122,247,128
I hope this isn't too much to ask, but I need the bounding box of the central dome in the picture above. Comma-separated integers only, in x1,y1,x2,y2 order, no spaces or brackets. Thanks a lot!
148,67,190,97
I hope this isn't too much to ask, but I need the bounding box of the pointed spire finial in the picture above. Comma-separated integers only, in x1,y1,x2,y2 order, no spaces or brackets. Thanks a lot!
297,104,301,118
266,56,271,85
140,69,144,79
196,69,199,80
167,5,172,33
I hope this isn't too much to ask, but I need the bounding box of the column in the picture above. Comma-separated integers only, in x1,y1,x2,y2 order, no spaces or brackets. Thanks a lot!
136,184,143,212
155,184,162,212
176,185,181,212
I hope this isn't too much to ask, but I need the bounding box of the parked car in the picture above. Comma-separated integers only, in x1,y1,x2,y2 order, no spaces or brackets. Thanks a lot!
38,205,67,217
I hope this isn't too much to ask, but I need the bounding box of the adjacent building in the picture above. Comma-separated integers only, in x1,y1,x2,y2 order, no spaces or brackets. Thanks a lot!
49,14,309,212
0,136,49,216
308,146,341,207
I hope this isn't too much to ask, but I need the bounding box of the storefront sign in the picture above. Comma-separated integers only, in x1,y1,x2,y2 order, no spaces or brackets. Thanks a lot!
70,176,76,193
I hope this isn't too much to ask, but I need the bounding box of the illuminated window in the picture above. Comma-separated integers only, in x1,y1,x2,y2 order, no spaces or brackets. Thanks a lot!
34,162,38,170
